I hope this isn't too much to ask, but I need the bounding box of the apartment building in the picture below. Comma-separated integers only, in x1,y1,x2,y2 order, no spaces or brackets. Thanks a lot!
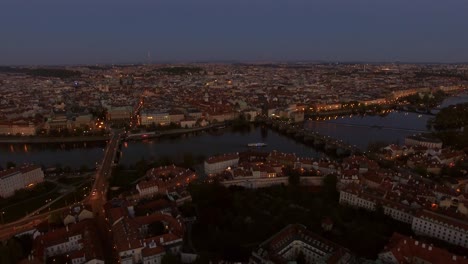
378,233,468,264
250,224,354,264
405,134,443,149
204,153,239,175
0,165,44,197
140,111,170,126
106,203,184,264
136,166,197,198
412,210,468,248
0,121,37,136
33,219,104,264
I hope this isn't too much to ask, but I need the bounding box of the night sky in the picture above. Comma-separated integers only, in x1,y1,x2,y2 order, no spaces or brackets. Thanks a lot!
1,0,467,65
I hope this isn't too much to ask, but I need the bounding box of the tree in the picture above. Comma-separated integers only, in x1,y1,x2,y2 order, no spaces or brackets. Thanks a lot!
135,158,149,176
284,166,300,186
3,237,25,263
16,234,33,257
193,253,211,264
63,166,72,173
55,163,63,173
48,212,62,226
288,172,300,186
296,251,306,264
148,221,166,236
321,174,339,203
79,165,89,173
161,252,181,264
6,161,16,169
183,153,195,168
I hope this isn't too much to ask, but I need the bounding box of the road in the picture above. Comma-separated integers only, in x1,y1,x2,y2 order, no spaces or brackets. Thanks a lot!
0,207,64,241
85,130,121,213
0,130,122,248
84,129,123,261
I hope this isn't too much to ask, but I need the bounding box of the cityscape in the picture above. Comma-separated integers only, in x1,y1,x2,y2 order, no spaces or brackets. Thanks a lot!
1,1,468,264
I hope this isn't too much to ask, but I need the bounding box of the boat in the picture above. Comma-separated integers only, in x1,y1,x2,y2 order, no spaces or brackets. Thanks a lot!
247,143,267,147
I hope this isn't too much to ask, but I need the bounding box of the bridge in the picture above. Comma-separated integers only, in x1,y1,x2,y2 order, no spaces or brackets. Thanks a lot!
308,121,427,133
0,130,123,252
85,129,123,214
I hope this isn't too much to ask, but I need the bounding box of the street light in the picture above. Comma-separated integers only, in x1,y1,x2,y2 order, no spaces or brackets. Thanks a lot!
1,211,5,224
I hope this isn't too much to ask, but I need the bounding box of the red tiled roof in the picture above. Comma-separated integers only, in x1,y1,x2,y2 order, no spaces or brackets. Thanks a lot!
205,153,239,164
416,210,468,231
0,165,41,179
381,233,468,264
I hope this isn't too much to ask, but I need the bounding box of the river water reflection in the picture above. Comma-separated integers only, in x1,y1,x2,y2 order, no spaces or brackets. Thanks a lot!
120,127,320,167
1,92,467,168
305,111,430,150
0,142,106,169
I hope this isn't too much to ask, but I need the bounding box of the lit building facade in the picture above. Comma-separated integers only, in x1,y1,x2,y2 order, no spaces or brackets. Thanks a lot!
0,165,44,197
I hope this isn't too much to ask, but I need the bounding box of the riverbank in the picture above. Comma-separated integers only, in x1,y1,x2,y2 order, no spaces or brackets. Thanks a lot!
0,135,110,144
125,123,227,141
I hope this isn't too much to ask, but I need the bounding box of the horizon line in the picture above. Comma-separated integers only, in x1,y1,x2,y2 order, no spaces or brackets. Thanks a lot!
2,59,468,67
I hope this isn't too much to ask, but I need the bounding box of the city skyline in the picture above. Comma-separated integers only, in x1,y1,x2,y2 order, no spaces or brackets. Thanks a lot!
1,0,468,65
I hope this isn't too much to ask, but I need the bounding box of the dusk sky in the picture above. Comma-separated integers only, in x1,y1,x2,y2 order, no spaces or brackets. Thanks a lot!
1,0,468,65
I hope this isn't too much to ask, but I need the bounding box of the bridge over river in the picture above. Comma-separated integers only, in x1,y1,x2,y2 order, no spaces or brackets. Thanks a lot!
314,121,427,133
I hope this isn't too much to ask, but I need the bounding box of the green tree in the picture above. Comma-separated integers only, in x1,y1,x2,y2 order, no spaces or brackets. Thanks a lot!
6,161,16,169
135,158,149,176
284,166,300,186
16,234,33,256
288,172,300,186
55,163,63,173
0,237,25,263
48,212,62,226
148,221,166,237
63,166,72,173
161,252,181,264
79,165,89,173
296,251,306,264
193,253,211,264
321,174,339,203
183,153,195,168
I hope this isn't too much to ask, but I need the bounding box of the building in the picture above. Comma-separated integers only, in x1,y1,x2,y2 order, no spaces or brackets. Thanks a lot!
405,134,443,149
378,233,468,264
180,119,196,128
106,201,185,264
339,186,414,224
140,111,170,126
72,114,93,128
250,224,354,264
204,153,239,175
412,210,468,248
0,121,37,136
136,165,197,198
62,204,94,226
107,105,133,123
266,151,297,166
0,165,44,198
33,219,104,264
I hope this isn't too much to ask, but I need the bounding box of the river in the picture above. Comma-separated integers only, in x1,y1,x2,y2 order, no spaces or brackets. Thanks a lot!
1,92,467,169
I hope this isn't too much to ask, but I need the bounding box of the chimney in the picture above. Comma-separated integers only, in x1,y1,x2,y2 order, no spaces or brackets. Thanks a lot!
66,225,69,232
428,246,432,251
160,237,164,244
415,241,419,246
422,243,426,248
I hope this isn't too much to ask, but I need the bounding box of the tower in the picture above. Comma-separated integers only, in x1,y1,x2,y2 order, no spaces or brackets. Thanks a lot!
147,51,151,65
